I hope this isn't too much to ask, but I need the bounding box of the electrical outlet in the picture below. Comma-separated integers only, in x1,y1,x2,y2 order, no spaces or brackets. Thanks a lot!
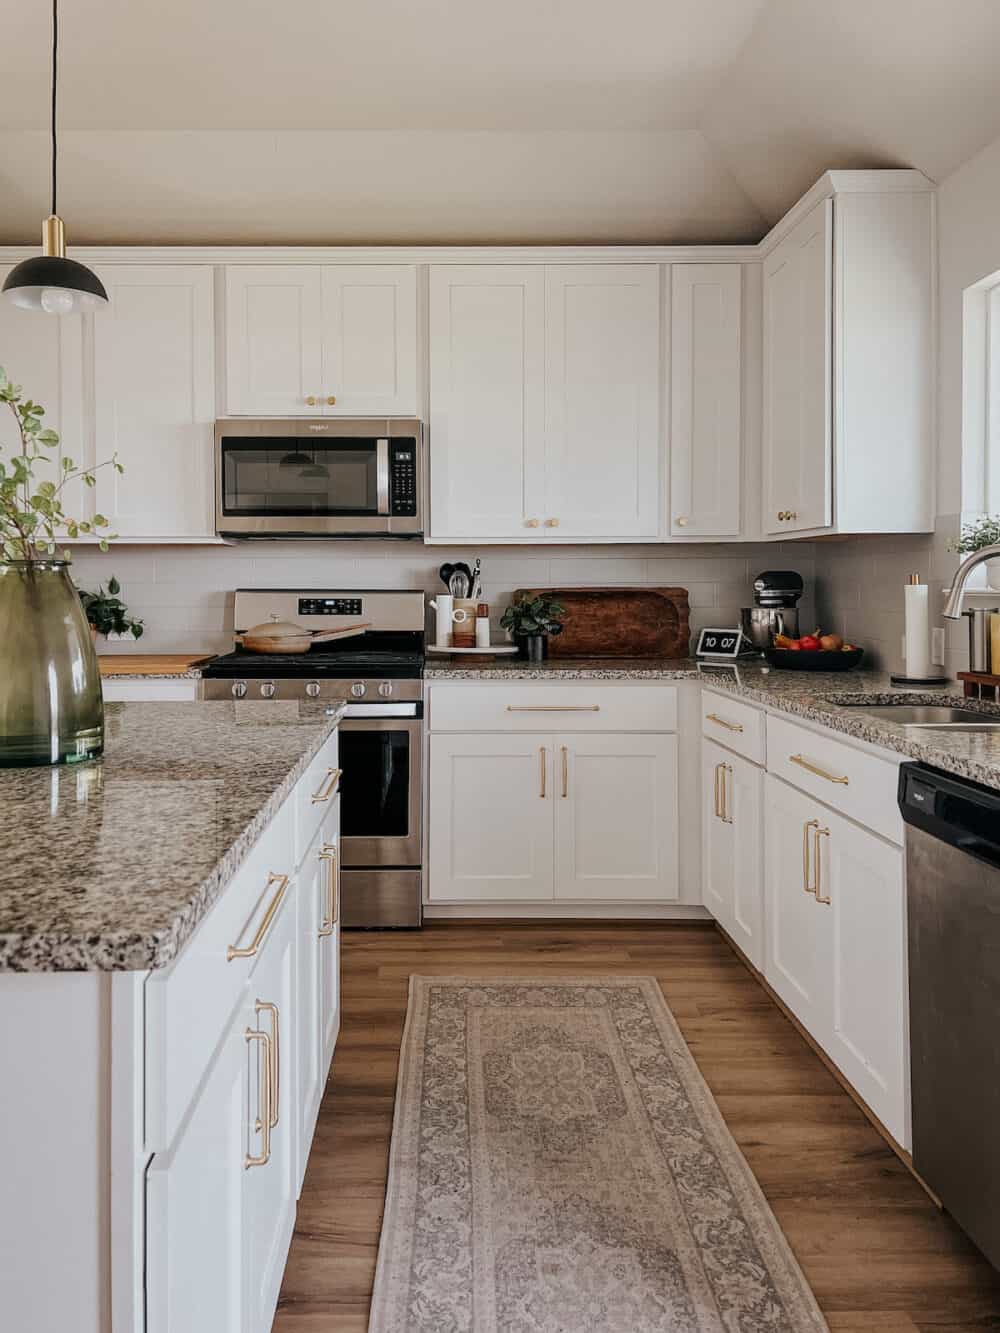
931,627,946,667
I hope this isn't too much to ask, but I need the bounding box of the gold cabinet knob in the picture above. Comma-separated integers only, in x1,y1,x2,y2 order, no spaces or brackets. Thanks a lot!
676,516,689,527
326,395,336,406
544,518,560,528
305,395,317,406
787,511,798,521
777,510,788,521
525,518,540,528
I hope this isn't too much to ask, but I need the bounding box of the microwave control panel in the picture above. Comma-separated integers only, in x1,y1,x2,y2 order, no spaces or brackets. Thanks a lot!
390,440,418,517
298,597,363,616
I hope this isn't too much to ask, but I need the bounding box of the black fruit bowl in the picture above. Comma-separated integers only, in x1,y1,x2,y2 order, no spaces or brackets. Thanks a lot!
764,646,865,672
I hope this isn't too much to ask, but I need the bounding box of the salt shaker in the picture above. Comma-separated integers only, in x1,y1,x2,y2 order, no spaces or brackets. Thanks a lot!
475,603,491,648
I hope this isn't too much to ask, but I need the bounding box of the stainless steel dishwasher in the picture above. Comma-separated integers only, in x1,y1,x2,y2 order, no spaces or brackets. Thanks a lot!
899,762,1000,1268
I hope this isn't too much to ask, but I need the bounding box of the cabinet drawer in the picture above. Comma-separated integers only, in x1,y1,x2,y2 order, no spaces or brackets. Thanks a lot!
767,713,902,844
428,683,677,733
295,730,340,865
145,794,295,1149
700,690,765,764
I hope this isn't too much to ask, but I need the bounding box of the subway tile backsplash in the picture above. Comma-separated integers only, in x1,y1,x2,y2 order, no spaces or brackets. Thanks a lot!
75,540,819,657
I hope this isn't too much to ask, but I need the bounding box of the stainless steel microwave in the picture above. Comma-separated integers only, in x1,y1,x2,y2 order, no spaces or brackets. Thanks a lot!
215,418,423,538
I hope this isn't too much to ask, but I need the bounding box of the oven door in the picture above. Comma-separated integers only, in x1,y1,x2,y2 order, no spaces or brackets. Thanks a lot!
338,709,422,868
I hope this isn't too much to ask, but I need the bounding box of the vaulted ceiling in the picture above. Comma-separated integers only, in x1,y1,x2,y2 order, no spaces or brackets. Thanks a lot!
1,0,999,244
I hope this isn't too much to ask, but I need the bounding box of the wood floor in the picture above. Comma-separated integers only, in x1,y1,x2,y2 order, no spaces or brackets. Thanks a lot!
274,923,1000,1332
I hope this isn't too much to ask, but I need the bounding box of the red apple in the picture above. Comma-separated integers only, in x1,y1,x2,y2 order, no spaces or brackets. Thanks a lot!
799,633,821,651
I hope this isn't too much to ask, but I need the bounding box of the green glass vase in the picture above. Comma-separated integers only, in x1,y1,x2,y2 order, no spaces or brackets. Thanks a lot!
0,561,104,766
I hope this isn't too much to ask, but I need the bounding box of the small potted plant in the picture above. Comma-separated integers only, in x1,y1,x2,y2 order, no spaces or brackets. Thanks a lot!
500,593,565,662
78,576,144,643
950,516,1000,589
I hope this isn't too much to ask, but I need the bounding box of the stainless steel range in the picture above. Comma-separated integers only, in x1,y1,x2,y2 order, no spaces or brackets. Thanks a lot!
202,589,425,928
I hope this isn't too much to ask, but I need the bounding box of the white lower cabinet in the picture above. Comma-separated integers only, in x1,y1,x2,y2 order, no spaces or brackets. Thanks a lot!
763,771,907,1143
701,738,763,968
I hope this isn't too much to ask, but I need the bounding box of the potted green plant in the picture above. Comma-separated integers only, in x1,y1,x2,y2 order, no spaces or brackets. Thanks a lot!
500,593,566,662
950,516,1000,589
78,576,144,643
0,365,123,766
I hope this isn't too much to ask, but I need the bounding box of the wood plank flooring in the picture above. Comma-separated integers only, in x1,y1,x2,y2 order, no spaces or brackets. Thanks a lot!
274,923,1000,1332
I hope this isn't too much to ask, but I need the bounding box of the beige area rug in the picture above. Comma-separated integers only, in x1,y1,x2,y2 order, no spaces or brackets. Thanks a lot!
370,977,829,1333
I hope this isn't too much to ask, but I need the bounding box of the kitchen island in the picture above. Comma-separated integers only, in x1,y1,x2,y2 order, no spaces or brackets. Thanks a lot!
0,699,344,1333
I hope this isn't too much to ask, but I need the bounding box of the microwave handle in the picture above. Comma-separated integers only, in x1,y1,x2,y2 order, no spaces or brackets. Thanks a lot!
376,439,390,516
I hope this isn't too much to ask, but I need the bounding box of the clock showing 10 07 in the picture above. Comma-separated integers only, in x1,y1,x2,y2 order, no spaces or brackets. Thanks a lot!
695,627,753,658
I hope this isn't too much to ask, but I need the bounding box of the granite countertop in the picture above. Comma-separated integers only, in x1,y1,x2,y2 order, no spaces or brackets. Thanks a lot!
0,700,344,974
428,654,1000,790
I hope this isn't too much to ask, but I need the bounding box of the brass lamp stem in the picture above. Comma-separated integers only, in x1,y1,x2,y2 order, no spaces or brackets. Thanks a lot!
42,214,65,258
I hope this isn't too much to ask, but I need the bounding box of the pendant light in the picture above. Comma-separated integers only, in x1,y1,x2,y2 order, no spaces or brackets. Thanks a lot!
2,0,108,313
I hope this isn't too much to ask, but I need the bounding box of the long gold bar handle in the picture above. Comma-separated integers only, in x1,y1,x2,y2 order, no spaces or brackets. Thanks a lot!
713,762,722,819
789,754,849,785
311,767,342,804
721,764,734,824
539,746,547,799
255,1001,280,1127
227,873,290,961
706,712,744,734
813,827,832,904
802,819,820,896
561,746,569,798
318,845,336,936
507,705,600,712
244,1028,272,1168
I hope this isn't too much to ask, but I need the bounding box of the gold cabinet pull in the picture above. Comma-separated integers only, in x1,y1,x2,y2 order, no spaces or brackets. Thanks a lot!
227,872,289,961
255,1000,280,1127
507,705,600,713
813,826,832,904
676,516,689,527
305,395,317,406
524,518,540,528
311,767,342,804
721,763,733,824
318,842,338,935
706,712,743,734
539,746,547,799
713,762,722,819
544,517,560,528
789,754,849,786
244,1028,272,1168
561,746,569,798
325,395,336,406
802,819,820,896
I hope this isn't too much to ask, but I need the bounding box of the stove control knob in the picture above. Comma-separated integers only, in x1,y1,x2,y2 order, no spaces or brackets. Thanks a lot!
377,681,393,698
350,682,367,698
305,681,321,699
231,680,247,699
260,681,276,699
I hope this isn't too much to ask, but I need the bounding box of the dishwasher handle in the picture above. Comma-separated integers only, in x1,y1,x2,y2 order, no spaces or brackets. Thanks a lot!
899,762,1000,870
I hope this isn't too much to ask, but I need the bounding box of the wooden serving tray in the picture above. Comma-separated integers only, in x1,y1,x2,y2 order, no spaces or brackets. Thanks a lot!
514,587,690,659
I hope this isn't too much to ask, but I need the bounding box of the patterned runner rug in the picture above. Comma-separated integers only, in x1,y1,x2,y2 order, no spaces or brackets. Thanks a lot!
370,977,828,1333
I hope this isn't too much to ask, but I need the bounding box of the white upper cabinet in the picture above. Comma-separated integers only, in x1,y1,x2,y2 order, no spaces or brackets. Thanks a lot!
428,263,660,542
429,265,546,540
542,265,661,539
93,265,216,539
762,175,935,538
224,264,417,417
762,199,833,536
669,264,742,537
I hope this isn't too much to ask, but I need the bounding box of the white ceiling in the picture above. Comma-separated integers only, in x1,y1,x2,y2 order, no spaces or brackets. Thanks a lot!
1,0,999,244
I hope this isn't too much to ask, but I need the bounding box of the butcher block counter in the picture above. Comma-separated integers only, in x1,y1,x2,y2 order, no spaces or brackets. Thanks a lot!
98,653,209,679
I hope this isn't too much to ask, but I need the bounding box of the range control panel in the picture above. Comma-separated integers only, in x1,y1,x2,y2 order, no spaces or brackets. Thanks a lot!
298,597,363,617
390,440,418,517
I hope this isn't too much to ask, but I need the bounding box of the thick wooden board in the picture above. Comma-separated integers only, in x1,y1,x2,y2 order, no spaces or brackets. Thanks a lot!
515,586,691,659
98,654,209,676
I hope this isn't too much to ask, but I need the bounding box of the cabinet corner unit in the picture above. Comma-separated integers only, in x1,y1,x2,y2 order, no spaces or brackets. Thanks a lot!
761,169,936,538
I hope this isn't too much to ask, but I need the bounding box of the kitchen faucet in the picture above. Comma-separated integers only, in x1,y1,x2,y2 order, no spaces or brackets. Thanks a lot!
943,543,1000,618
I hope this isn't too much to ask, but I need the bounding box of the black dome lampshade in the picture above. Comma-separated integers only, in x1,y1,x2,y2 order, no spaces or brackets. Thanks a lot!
1,0,108,315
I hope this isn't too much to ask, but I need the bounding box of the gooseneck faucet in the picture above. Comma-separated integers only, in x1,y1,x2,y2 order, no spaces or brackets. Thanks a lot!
943,543,1000,619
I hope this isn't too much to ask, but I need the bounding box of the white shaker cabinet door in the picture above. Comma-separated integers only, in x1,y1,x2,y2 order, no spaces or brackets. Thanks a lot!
669,265,742,537
543,265,661,539
92,265,215,537
762,198,833,535
428,733,554,900
224,265,323,416
702,739,764,968
145,995,249,1333
428,265,545,540
554,732,678,900
320,265,417,415
763,774,832,1041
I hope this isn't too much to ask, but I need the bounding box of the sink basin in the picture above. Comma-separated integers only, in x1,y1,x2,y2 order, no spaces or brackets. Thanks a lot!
838,702,1000,729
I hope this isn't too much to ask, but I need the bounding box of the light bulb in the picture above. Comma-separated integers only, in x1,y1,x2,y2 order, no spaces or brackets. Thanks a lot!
39,287,76,314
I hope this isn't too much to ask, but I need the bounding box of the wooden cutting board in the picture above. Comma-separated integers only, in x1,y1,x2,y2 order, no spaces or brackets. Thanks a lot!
514,587,690,659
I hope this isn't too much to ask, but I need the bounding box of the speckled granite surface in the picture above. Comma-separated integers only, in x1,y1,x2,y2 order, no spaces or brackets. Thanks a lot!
429,656,1000,790
0,700,343,974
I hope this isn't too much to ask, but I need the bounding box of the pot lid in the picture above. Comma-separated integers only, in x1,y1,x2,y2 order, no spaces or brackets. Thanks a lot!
243,616,309,640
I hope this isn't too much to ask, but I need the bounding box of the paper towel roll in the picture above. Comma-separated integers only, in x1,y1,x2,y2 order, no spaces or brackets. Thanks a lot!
904,577,930,678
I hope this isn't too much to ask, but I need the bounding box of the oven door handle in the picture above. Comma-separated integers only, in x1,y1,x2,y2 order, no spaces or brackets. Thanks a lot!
341,702,420,718
376,439,391,516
